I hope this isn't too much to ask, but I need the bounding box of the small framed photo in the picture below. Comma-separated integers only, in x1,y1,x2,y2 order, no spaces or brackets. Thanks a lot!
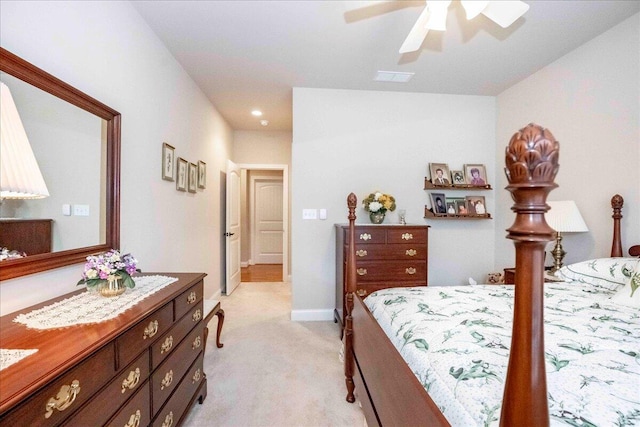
464,164,488,187
198,161,206,189
176,157,188,191
454,198,468,215
429,163,451,186
430,192,447,214
451,170,465,185
162,143,175,181
188,162,198,193
445,199,457,215
466,196,486,215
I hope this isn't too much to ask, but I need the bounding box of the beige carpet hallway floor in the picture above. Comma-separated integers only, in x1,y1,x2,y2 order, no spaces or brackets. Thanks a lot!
182,281,365,427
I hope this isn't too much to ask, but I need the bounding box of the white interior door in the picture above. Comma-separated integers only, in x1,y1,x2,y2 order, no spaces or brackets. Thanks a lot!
254,180,283,264
225,160,241,294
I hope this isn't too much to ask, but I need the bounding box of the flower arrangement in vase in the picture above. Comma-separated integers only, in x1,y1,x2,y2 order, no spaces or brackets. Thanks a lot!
77,249,140,297
362,191,396,224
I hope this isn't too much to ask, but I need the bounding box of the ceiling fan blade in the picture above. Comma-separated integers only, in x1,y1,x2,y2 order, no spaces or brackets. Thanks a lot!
481,0,529,28
460,1,489,20
399,6,431,53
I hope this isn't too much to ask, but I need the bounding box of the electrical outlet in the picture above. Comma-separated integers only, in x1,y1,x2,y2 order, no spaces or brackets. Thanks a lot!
73,204,90,216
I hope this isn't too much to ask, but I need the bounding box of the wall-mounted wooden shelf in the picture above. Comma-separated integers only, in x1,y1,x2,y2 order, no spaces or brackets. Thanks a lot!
424,207,492,220
424,178,492,191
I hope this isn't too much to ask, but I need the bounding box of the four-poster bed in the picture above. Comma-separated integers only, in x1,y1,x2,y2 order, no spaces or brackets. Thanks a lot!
342,124,639,426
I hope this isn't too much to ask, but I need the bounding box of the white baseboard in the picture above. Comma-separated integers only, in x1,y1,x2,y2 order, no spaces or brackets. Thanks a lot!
290,309,334,321
240,261,249,268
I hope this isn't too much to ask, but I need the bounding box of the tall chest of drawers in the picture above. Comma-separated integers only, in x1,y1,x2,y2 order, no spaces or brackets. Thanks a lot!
0,273,208,427
334,224,429,328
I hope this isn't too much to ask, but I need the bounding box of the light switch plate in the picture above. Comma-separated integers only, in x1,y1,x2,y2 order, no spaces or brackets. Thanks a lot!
302,209,317,220
73,204,90,216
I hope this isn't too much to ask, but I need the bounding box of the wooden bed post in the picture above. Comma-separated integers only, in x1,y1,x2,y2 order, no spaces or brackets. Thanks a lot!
344,192,357,403
501,124,559,427
611,194,624,257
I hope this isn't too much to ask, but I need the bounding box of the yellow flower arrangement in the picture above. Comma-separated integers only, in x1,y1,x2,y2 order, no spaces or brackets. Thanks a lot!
363,191,396,213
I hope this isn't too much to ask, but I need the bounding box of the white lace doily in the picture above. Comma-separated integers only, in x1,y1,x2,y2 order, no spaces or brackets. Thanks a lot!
0,349,38,371
13,275,179,330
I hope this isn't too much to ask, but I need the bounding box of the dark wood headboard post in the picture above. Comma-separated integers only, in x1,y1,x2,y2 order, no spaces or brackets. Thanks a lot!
610,194,624,257
501,124,559,427
344,192,358,403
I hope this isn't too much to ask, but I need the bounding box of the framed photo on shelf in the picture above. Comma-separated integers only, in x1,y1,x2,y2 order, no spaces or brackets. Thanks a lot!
162,143,175,181
176,157,188,191
429,163,451,186
198,160,206,189
466,196,486,215
451,170,465,185
464,164,488,187
430,192,447,214
188,162,198,193
455,199,468,215
445,200,457,215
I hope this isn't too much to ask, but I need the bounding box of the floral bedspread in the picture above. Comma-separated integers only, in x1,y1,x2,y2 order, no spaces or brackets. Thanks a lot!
364,283,640,426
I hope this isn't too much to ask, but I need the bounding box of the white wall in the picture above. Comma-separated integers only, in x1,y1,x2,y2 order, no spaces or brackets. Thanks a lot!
0,1,233,314
292,88,495,320
495,13,640,269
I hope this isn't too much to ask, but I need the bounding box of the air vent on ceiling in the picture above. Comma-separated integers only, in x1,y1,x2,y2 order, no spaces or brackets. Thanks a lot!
374,71,414,83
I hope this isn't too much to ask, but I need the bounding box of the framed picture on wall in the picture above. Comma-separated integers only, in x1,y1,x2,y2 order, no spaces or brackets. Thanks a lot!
451,170,465,185
429,163,451,186
176,157,188,191
162,143,175,181
188,162,198,193
198,161,206,189
466,196,486,215
464,164,488,187
430,192,447,214
454,198,468,215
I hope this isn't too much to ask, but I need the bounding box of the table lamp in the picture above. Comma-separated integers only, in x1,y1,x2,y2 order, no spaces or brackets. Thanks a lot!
546,201,588,274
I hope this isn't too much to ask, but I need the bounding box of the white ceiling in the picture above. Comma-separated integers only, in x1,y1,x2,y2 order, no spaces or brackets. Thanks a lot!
132,1,640,131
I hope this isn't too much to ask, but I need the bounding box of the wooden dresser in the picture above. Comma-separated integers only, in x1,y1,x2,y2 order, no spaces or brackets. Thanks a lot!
0,273,207,427
334,224,429,329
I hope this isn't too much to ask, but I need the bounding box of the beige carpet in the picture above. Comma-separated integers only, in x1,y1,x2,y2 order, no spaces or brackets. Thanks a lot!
182,281,365,427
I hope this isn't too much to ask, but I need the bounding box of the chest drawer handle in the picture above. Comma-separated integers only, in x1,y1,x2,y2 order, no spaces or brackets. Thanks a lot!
143,320,158,339
160,370,173,390
160,336,174,354
359,233,372,241
125,409,141,427
192,309,202,322
356,268,367,276
192,368,202,383
405,267,417,275
406,249,417,257
45,380,80,418
401,233,413,240
187,291,197,304
355,249,368,257
192,335,202,349
121,368,141,393
356,289,367,297
162,411,174,427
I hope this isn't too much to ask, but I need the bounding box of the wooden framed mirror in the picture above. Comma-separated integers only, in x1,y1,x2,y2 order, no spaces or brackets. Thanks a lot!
0,47,120,281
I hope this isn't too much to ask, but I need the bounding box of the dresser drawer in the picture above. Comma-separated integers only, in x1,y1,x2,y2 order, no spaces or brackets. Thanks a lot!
65,350,149,427
152,353,205,427
117,302,174,368
348,227,385,244
151,324,204,415
350,244,427,261
386,228,427,244
174,281,203,320
3,343,115,427
151,300,203,370
105,381,151,427
353,261,427,283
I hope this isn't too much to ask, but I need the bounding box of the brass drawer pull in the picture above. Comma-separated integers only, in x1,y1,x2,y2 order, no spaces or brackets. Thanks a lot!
162,411,174,427
192,309,202,322
125,409,141,427
187,291,197,304
406,249,417,257
355,249,368,257
356,289,367,297
356,268,367,276
143,320,158,339
160,370,173,390
121,368,141,393
192,335,202,349
45,380,80,418
406,267,417,275
192,368,202,383
401,233,413,240
359,233,372,241
160,336,174,354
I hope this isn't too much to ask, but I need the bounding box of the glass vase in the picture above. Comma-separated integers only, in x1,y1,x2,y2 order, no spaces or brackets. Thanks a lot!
98,275,126,297
369,211,385,224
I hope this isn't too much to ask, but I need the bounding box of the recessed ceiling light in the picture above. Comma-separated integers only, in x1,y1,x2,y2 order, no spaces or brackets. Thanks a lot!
251,110,263,117
260,120,269,126
374,71,415,83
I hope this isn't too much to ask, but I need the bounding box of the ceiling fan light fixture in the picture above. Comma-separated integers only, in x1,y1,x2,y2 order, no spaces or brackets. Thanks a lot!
424,0,451,31
460,0,488,20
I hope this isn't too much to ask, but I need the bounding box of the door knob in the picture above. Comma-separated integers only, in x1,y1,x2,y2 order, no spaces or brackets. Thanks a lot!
224,232,235,237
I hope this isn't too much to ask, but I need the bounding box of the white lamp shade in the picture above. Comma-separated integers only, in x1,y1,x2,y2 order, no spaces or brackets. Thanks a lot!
546,201,589,233
1,82,49,199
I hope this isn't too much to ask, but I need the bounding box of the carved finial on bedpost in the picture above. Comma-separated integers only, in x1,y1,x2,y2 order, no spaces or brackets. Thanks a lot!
611,194,624,257
345,192,357,403
501,123,558,427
